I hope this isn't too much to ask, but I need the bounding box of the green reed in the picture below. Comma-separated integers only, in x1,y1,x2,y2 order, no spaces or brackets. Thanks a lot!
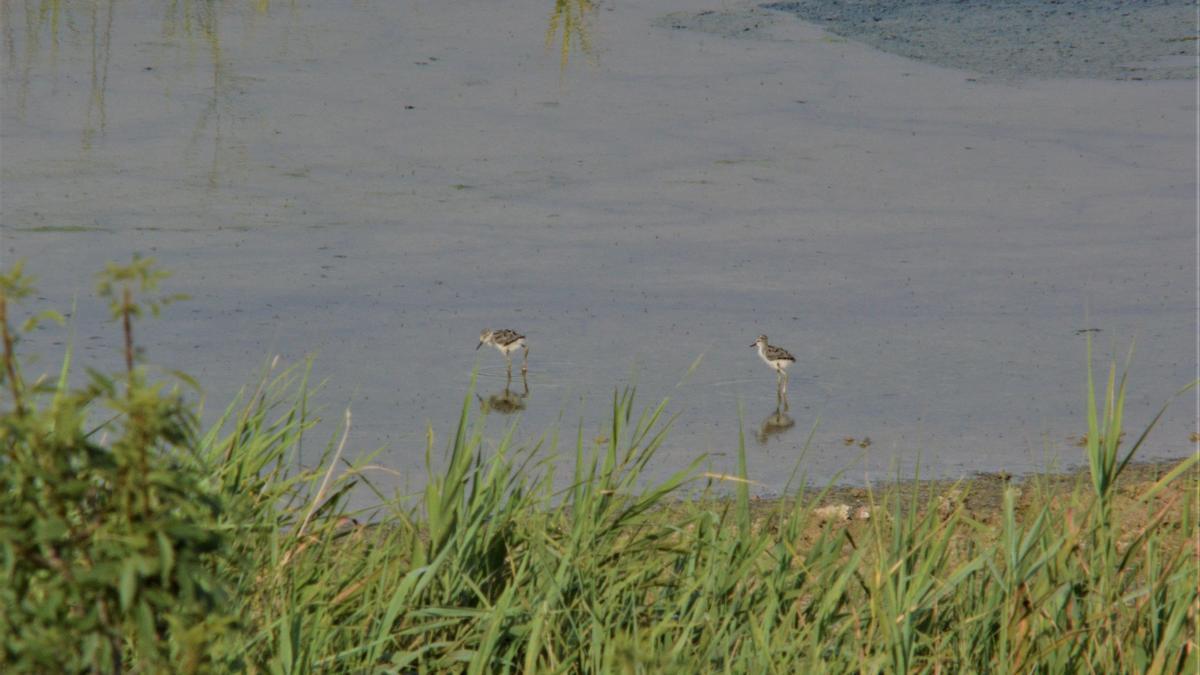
1,259,1196,673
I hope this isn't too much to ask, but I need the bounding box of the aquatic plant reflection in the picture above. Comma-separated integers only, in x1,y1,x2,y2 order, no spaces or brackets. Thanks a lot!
4,0,117,148
545,0,595,74
2,0,278,164
164,0,229,188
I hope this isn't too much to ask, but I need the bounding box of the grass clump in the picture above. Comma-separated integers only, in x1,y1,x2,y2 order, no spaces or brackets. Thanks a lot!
1,259,1197,673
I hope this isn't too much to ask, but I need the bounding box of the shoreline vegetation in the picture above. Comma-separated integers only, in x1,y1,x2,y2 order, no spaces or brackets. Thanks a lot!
2,258,1197,672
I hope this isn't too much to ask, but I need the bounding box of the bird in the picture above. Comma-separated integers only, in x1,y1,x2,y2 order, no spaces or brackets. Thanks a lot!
477,329,529,378
751,334,796,397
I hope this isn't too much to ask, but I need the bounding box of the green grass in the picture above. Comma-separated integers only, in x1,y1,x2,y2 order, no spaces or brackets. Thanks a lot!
1,258,1197,673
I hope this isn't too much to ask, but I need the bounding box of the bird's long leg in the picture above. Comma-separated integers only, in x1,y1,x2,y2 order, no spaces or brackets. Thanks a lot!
522,345,529,374
505,353,513,379
774,371,787,411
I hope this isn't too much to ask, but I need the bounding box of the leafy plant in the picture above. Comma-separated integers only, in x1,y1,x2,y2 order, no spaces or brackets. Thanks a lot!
1,257,236,673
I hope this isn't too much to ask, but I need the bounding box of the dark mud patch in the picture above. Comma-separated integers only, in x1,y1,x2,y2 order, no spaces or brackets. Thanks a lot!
762,0,1197,80
654,7,780,39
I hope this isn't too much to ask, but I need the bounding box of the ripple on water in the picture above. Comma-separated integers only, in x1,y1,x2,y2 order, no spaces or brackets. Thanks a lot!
704,375,833,404
472,360,594,391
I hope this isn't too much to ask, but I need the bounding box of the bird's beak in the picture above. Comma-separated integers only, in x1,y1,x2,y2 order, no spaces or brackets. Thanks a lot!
476,341,483,350
749,342,756,347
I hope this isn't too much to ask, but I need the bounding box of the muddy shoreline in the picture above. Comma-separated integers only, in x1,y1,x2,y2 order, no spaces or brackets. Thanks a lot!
738,460,1197,521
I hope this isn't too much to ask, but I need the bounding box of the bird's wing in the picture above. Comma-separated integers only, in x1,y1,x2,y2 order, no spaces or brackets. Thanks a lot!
494,329,525,346
769,346,796,361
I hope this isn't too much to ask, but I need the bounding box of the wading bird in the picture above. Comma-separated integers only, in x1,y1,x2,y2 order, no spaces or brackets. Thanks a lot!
477,328,529,379
751,334,795,400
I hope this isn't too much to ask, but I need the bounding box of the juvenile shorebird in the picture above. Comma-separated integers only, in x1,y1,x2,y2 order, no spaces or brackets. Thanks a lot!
751,334,796,396
477,329,529,377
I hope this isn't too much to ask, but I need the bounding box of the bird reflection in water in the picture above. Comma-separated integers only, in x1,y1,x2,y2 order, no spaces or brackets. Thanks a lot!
755,393,795,445
478,372,529,415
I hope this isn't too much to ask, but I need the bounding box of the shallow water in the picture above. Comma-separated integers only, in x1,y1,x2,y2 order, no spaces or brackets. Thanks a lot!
2,0,1195,499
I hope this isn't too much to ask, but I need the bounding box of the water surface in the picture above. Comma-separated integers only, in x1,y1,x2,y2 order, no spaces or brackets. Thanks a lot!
3,0,1194,498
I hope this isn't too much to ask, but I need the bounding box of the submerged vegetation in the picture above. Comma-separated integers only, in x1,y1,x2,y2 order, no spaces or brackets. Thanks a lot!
1,258,1196,673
